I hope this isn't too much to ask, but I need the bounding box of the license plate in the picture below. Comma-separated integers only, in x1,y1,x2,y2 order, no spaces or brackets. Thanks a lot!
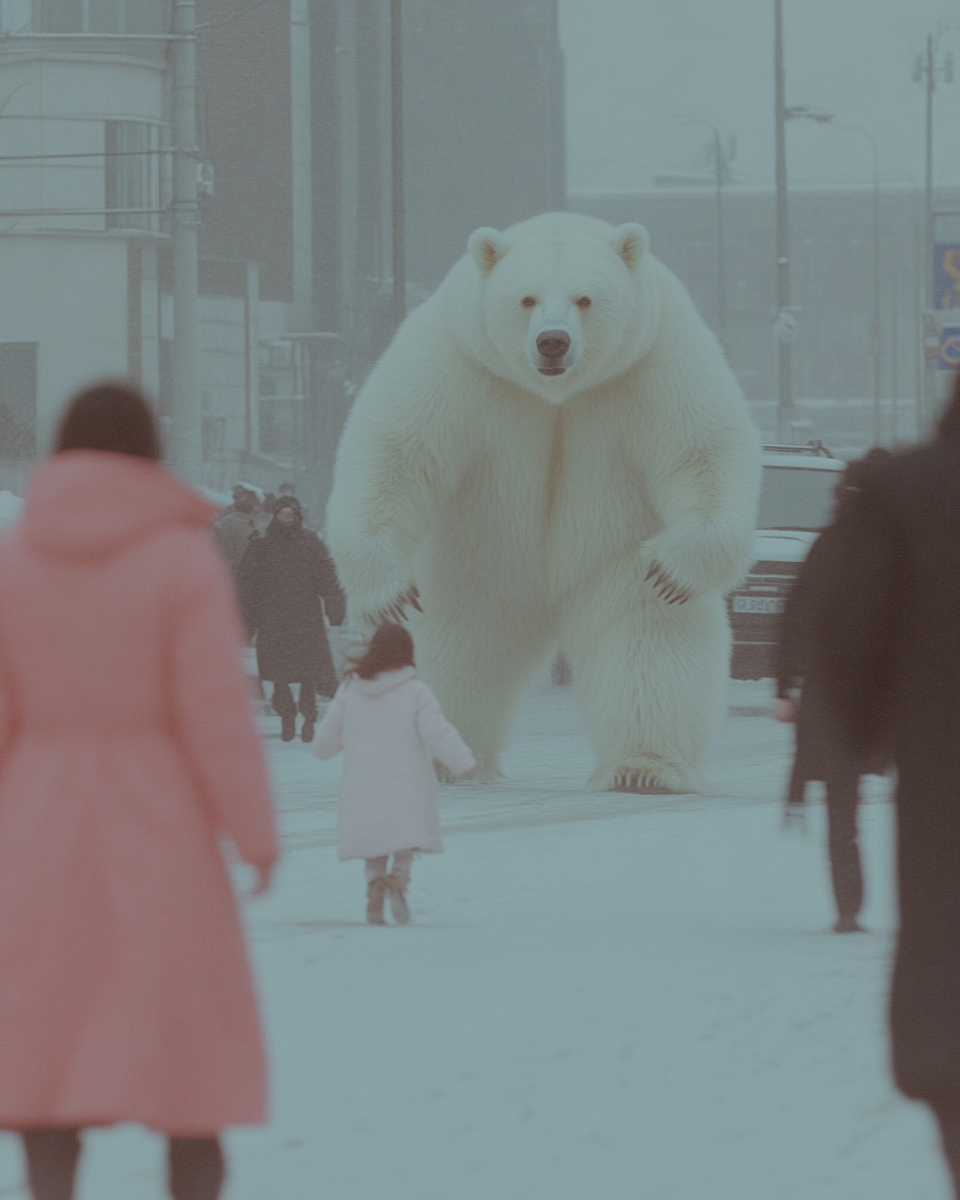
733,595,785,614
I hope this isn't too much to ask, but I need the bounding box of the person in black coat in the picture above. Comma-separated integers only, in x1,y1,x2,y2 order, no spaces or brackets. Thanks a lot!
773,453,890,933
238,497,346,742
812,376,960,1193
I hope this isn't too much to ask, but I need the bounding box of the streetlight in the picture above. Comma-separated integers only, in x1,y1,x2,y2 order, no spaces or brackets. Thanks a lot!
389,0,406,332
913,24,956,310
913,20,956,433
830,120,883,446
670,115,736,358
773,0,833,441
170,0,202,482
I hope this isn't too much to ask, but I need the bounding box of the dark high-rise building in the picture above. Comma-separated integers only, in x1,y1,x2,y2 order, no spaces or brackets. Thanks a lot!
193,0,565,505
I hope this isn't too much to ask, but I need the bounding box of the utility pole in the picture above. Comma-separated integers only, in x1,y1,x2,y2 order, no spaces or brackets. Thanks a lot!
833,124,882,445
389,0,406,331
772,0,834,442
670,115,734,357
869,142,882,446
773,0,793,441
170,0,202,481
923,34,935,311
713,130,728,357
914,25,956,434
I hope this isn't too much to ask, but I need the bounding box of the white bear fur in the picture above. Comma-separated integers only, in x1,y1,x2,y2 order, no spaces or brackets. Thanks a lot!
326,212,761,792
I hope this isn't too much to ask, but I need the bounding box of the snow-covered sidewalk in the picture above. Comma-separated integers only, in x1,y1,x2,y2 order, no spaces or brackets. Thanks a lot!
0,676,952,1199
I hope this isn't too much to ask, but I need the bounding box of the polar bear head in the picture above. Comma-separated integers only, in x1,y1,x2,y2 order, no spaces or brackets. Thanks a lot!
457,212,663,404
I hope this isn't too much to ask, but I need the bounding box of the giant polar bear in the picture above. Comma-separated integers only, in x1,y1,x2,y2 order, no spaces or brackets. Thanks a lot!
326,212,761,793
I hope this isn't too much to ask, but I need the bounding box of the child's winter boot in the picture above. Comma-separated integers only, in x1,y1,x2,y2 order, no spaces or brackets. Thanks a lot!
366,877,387,925
385,875,410,925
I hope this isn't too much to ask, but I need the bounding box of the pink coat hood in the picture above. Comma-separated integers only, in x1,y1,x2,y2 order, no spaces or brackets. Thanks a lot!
21,449,216,563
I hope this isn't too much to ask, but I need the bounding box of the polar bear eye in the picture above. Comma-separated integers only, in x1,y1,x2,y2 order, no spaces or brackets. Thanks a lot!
576,296,592,309
520,295,537,308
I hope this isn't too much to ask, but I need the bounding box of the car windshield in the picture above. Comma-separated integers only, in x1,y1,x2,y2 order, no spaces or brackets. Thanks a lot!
757,465,839,531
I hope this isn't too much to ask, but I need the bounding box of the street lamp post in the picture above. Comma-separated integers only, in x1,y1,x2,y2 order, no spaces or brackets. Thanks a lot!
831,124,882,445
389,0,406,332
773,0,833,441
170,0,202,482
672,117,734,357
913,25,956,434
773,0,792,441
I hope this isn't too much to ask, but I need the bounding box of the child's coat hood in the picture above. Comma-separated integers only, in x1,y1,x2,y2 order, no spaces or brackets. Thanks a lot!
352,666,417,698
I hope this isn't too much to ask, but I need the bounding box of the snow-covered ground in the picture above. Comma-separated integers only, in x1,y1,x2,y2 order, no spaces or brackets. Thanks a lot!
0,673,952,1199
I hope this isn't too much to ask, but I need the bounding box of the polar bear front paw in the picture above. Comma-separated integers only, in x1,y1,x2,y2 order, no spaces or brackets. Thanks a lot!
644,561,691,606
358,585,422,628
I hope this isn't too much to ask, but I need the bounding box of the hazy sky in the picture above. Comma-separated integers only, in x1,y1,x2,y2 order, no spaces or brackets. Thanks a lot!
560,0,960,191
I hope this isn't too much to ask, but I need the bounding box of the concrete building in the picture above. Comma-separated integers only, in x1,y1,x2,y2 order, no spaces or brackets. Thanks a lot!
0,0,169,488
0,0,566,501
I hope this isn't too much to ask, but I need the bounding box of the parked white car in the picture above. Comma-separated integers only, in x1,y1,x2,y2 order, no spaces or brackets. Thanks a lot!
728,442,846,680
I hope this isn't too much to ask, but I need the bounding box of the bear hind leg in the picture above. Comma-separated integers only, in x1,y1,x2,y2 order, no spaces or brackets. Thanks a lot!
562,584,730,795
412,605,554,782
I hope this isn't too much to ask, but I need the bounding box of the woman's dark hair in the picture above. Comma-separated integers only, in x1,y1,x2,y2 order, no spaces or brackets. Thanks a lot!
345,622,415,680
55,381,161,461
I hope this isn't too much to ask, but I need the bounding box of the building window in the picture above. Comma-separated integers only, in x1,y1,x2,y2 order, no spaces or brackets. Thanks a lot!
105,121,160,231
0,343,37,459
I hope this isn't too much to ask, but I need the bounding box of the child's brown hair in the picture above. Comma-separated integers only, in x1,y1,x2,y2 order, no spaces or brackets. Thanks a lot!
345,623,415,680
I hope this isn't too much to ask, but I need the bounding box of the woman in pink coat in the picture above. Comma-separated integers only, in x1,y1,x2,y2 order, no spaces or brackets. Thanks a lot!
314,623,475,924
0,383,278,1200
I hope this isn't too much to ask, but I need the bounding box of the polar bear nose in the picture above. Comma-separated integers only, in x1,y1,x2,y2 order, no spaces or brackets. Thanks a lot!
535,330,571,359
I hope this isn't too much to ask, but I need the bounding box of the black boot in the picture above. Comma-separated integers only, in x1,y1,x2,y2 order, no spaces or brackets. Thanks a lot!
280,712,296,741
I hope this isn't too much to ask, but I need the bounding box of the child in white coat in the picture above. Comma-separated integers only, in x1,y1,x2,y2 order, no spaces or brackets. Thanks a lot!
313,623,476,924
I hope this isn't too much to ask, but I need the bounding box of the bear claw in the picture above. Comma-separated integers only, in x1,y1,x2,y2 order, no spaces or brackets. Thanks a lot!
612,771,679,795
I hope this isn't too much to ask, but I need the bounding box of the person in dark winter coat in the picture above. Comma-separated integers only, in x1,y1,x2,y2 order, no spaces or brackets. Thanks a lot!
773,452,890,933
237,497,346,742
813,375,960,1194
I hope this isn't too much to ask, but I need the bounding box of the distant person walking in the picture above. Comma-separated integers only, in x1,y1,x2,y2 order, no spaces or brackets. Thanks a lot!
773,452,890,933
313,623,475,925
0,382,278,1200
814,376,960,1194
212,484,260,579
238,495,345,742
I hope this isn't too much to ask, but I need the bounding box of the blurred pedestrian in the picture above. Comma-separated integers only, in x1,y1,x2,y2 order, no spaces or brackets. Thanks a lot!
313,623,475,924
773,451,891,933
814,376,960,1194
0,382,278,1200
237,495,345,742
212,484,260,578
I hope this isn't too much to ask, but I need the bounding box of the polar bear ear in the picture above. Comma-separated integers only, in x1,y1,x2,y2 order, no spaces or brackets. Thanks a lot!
611,223,649,271
468,227,511,275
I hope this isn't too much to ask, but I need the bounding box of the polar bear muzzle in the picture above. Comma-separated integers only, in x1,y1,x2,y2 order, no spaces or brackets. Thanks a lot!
527,299,582,376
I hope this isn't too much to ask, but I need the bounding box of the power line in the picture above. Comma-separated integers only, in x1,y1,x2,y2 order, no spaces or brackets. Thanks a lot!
0,149,170,162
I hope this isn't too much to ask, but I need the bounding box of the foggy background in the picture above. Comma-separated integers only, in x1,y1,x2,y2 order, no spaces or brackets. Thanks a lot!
0,0,957,513
563,0,960,191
